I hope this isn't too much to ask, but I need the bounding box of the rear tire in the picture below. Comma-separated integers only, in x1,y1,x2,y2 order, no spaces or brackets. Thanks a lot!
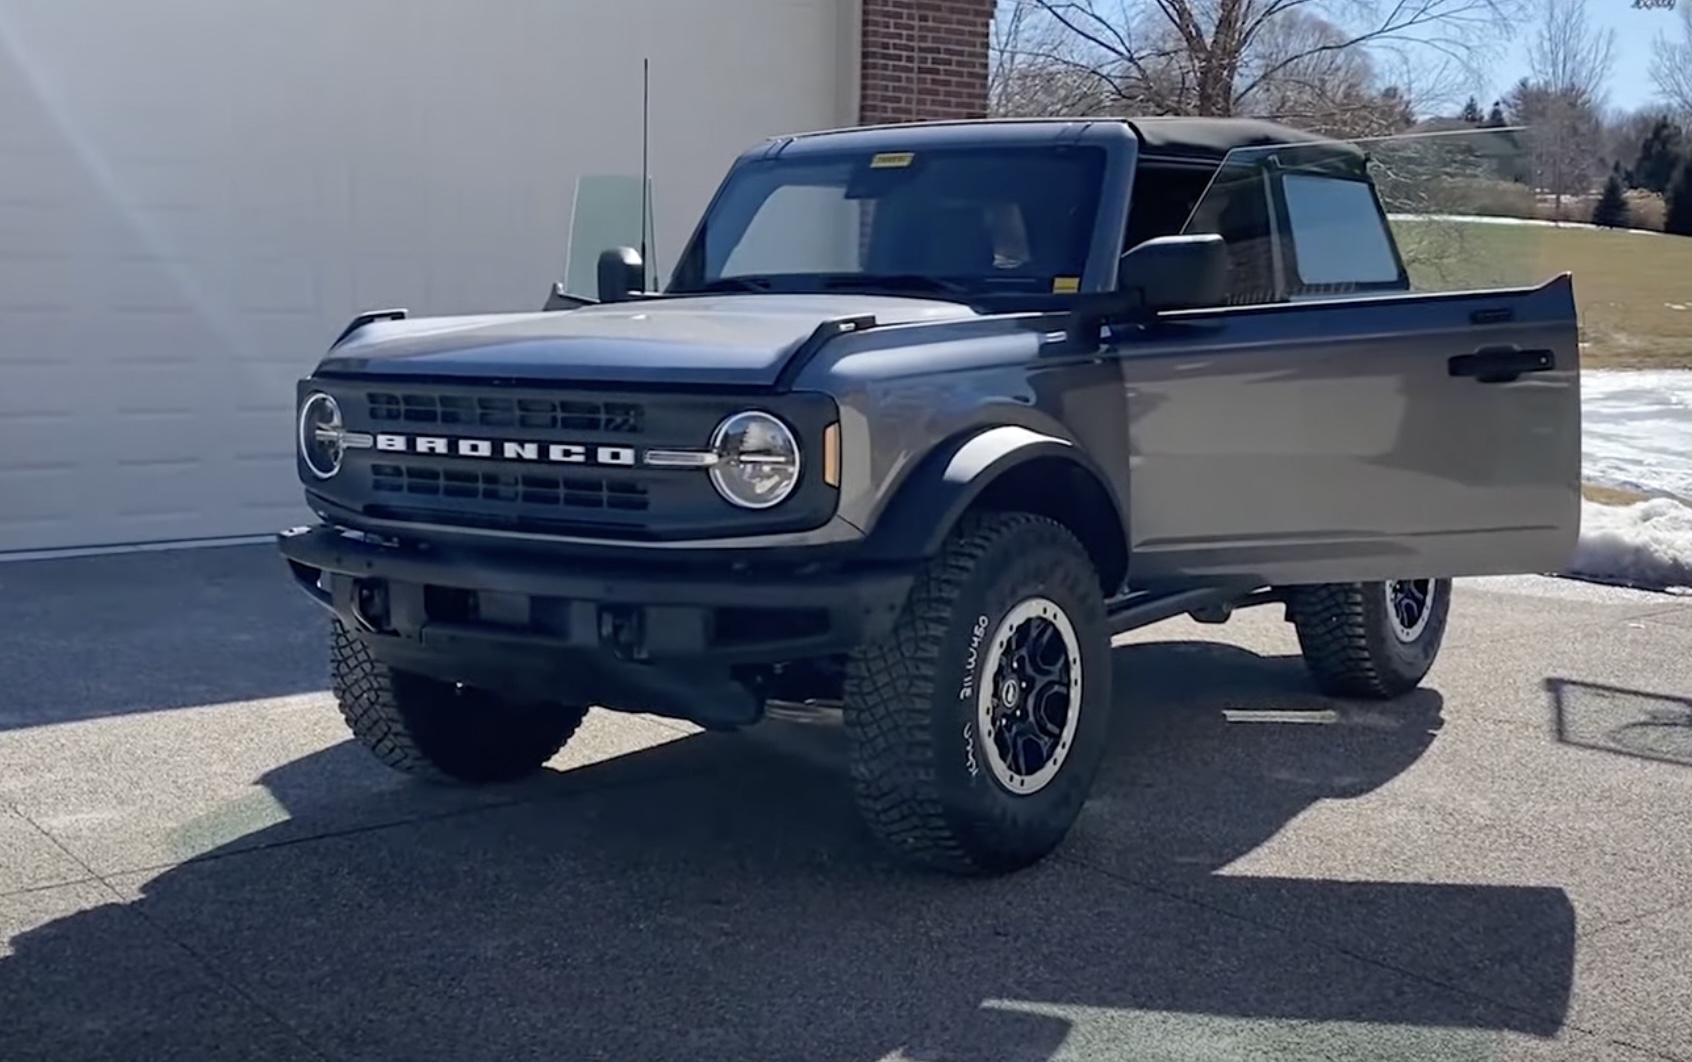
843,512,1113,876
1287,579,1452,700
330,620,588,784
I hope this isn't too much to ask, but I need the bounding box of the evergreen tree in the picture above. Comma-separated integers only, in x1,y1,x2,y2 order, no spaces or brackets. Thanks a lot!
1632,117,1686,195
1591,170,1631,228
1484,101,1508,128
1461,96,1483,124
1666,160,1692,237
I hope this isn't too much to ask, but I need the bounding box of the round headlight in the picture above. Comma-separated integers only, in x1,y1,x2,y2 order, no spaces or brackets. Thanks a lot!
298,392,346,480
709,410,801,509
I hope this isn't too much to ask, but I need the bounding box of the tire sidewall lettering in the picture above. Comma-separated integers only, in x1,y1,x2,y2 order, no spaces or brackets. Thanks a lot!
957,613,991,703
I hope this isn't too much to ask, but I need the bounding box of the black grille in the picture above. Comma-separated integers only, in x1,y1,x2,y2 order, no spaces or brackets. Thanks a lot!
365,392,643,434
370,463,650,512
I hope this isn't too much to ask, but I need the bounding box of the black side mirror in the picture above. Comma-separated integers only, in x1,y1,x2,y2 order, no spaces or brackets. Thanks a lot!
1116,233,1228,313
1064,233,1229,349
597,247,646,303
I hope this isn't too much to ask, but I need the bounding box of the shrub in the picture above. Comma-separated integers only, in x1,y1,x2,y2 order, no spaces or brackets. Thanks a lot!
1592,172,1631,228
1667,160,1692,237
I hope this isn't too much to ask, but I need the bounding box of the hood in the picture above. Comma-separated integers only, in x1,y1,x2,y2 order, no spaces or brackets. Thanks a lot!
314,293,979,388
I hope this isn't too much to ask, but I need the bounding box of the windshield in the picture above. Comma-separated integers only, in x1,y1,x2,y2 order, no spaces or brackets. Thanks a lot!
666,144,1108,299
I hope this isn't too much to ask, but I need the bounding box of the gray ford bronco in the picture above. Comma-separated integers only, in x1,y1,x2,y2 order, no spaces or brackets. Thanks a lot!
278,117,1580,876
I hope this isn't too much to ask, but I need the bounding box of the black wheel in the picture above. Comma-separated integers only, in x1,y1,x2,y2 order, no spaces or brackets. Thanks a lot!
843,512,1113,876
1287,578,1452,700
329,620,588,784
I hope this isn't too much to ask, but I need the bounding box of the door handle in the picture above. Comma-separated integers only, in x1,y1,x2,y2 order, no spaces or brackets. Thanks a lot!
1448,347,1555,384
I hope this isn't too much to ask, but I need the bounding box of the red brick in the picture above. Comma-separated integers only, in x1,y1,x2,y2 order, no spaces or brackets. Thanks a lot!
859,0,993,125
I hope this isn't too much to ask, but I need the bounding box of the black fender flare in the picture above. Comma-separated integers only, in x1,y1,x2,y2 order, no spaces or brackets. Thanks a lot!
858,424,1130,573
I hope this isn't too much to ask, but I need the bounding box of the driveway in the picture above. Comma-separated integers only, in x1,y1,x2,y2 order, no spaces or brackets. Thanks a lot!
1,544,1689,1061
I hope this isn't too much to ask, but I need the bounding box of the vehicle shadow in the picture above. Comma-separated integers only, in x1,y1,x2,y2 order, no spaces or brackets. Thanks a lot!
0,640,1575,1062
0,544,325,731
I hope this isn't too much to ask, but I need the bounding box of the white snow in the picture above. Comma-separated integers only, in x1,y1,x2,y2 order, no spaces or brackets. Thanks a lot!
1582,370,1692,501
1387,212,1669,235
1572,499,1692,593
1574,370,1692,593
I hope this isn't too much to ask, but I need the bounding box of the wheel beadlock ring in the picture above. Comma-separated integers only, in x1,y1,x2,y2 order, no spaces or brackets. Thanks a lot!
1386,579,1435,643
975,596,1083,796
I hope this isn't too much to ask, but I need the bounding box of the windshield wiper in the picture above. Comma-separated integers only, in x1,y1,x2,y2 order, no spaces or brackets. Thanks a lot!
689,275,777,293
821,273,975,296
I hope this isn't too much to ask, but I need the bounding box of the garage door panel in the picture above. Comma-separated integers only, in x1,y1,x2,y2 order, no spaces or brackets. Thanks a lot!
0,257,75,312
96,313,211,365
100,263,207,316
350,257,431,315
0,469,81,541
228,260,319,315
0,200,74,258
0,365,81,417
0,416,81,479
0,308,74,366
108,420,206,470
0,0,852,553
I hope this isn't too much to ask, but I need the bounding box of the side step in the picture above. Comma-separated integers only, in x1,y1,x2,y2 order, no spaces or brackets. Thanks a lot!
1104,585,1280,636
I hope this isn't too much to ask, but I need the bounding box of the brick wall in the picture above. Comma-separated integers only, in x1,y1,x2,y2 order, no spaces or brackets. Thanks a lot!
858,0,995,125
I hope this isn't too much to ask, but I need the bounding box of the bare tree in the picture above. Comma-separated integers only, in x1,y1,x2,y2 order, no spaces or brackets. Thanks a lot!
1231,9,1419,137
1651,3,1692,117
1506,79,1605,218
1527,0,1615,104
990,0,1120,115
1513,0,1615,218
1021,0,1528,118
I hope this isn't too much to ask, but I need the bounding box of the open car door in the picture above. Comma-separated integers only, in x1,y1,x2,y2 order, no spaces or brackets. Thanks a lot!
1113,127,1581,587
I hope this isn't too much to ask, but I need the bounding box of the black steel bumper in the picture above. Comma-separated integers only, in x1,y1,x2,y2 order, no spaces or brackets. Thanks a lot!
277,523,915,705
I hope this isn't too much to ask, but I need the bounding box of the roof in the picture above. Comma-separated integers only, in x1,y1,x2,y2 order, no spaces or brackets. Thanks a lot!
1126,116,1366,163
765,116,1365,166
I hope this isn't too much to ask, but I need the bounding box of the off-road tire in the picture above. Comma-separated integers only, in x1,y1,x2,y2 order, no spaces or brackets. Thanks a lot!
843,512,1113,877
1287,579,1452,700
329,620,588,784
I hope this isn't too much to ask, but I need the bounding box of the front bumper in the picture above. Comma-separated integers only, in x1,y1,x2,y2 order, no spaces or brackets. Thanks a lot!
277,523,915,712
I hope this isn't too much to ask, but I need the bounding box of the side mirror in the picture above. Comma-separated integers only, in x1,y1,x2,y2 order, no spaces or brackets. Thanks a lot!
1064,233,1228,349
1115,233,1228,313
596,247,646,303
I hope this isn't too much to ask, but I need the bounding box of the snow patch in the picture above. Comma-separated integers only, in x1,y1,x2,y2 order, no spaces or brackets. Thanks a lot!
1569,499,1692,593
1387,212,1668,235
1582,370,1692,502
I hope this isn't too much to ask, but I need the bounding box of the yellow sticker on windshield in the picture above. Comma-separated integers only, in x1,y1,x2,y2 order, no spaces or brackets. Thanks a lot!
870,152,915,168
1052,276,1080,294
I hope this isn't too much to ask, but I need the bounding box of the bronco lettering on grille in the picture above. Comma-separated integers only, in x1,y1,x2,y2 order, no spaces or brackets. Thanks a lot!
365,434,638,466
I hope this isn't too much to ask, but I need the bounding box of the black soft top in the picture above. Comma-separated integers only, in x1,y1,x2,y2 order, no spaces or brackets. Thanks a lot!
1126,116,1366,164
769,116,1366,169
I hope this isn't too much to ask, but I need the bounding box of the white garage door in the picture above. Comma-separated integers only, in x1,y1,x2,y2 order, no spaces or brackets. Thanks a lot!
0,0,856,554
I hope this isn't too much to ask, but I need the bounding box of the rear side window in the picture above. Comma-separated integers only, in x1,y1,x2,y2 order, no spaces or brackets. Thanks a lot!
1279,173,1403,287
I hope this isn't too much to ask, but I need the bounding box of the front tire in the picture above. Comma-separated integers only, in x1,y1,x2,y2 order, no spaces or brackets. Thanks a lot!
1287,578,1452,700
330,620,588,784
843,512,1113,876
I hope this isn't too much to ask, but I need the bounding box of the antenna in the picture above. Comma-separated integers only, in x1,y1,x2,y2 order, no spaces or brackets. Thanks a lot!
639,57,651,290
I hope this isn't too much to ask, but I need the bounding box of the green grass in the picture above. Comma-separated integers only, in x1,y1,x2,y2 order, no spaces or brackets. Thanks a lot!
1390,219,1692,371
1583,482,1652,507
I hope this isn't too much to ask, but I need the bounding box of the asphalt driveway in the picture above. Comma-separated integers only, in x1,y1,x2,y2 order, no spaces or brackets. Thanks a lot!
1,544,1689,1061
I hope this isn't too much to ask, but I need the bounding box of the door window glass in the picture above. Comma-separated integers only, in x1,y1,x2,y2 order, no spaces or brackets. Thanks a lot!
1280,174,1402,286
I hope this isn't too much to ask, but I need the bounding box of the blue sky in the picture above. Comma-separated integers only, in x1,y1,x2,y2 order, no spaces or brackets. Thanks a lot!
1481,1,1674,114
